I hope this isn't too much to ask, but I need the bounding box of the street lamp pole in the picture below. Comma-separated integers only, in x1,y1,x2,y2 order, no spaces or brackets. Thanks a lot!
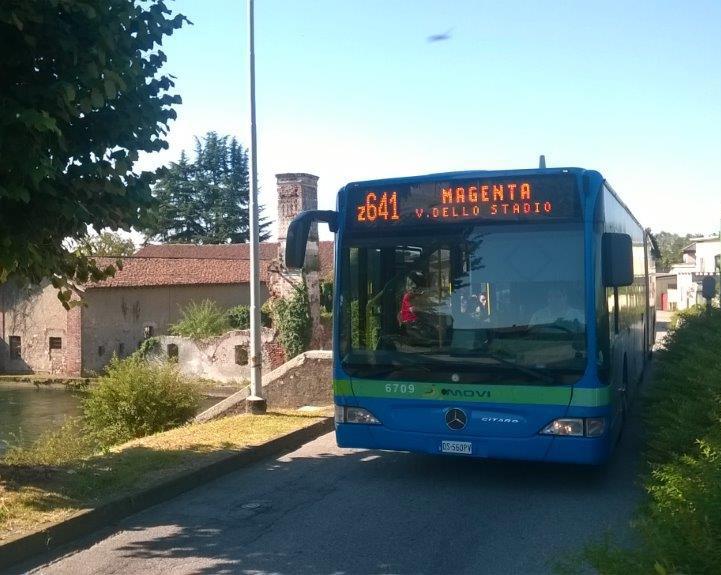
246,0,266,414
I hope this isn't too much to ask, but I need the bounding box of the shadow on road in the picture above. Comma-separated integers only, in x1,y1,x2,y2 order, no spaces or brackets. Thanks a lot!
16,393,648,575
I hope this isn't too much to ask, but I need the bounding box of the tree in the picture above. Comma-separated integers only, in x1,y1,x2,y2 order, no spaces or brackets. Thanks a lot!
144,132,272,244
0,1,187,305
654,231,695,272
77,231,136,257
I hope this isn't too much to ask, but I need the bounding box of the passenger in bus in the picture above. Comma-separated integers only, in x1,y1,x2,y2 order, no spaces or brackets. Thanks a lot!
475,292,489,317
530,287,584,328
398,272,436,345
399,289,418,324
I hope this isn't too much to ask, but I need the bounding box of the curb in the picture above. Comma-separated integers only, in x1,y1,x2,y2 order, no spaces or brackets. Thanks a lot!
0,416,334,571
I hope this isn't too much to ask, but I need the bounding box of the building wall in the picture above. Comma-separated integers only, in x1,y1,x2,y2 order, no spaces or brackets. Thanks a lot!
0,281,70,374
151,328,284,383
695,239,720,274
81,283,269,374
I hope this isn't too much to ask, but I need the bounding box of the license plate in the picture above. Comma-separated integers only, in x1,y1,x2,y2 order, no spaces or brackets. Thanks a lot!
441,441,472,455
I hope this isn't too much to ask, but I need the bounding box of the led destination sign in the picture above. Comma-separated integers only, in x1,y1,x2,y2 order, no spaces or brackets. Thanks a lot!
348,174,579,229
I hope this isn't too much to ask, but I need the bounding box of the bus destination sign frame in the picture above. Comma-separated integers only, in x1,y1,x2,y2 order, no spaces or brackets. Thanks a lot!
346,173,580,230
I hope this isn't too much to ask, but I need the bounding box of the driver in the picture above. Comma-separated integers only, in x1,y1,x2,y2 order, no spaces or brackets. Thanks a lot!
530,287,584,328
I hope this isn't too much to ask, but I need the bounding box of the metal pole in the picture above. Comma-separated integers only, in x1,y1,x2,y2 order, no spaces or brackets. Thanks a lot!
246,0,266,414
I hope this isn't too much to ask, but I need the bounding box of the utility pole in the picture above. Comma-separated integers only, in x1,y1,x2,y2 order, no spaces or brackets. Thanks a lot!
245,0,266,415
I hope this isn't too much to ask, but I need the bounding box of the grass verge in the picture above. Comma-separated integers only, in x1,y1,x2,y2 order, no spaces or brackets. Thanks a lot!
0,410,328,543
562,307,721,574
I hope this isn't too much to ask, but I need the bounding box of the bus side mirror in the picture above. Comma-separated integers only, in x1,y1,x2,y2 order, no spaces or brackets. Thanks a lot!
285,210,338,269
702,276,716,299
602,233,633,287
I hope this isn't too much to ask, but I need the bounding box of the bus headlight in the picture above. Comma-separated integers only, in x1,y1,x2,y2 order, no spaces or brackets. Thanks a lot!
540,417,607,437
335,406,381,425
540,418,584,436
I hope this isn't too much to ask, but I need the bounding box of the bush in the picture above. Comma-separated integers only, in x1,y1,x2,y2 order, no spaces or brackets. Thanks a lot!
272,282,311,359
580,308,721,575
261,299,274,327
83,355,201,447
320,279,333,313
169,299,230,339
227,305,250,329
135,336,160,359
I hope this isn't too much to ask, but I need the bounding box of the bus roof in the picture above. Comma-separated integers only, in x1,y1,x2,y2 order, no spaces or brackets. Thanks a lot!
343,167,587,189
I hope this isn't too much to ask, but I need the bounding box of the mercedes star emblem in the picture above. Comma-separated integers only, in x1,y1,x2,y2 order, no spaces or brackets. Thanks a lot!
445,408,467,430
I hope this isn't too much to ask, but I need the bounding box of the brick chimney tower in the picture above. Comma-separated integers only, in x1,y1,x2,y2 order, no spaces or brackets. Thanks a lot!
276,173,319,248
275,173,323,347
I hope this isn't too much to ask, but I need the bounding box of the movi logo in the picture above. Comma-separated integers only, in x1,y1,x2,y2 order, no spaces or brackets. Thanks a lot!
441,389,491,399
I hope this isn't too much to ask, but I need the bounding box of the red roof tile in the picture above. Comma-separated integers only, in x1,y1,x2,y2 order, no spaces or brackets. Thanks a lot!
135,243,279,260
89,256,267,288
89,241,334,288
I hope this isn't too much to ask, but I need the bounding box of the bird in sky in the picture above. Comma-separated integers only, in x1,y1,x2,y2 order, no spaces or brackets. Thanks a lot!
427,28,453,42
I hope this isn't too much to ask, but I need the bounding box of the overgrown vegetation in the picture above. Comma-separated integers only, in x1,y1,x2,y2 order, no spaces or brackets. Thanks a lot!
3,418,98,467
3,355,200,464
135,336,160,359
320,279,333,313
576,308,721,575
271,282,312,359
169,299,230,339
83,355,200,447
261,299,274,327
227,304,250,329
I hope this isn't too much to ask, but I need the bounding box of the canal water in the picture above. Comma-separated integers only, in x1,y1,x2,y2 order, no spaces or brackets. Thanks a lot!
0,384,222,455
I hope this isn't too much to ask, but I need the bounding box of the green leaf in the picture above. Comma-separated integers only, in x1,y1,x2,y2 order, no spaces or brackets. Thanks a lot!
90,87,104,108
104,78,116,100
0,0,188,293
64,84,76,103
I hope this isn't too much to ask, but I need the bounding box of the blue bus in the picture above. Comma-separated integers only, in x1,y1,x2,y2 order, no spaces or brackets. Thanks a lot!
286,168,656,464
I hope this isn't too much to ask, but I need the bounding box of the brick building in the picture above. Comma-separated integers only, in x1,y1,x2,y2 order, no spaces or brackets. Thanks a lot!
0,173,334,376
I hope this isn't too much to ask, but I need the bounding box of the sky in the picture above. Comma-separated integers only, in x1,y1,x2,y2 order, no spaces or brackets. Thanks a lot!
136,0,721,241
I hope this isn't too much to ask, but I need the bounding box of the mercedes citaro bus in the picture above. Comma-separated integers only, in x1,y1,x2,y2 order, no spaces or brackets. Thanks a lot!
285,167,655,464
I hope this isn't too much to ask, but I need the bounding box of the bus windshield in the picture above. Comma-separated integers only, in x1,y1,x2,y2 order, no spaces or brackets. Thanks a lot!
340,225,587,384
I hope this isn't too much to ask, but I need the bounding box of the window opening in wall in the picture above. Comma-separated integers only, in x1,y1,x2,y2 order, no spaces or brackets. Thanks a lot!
234,345,248,365
98,345,105,357
167,343,179,360
118,343,125,356
49,337,62,350
9,336,21,360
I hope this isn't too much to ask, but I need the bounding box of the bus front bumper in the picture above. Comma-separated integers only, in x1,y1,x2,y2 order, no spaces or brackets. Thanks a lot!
335,423,613,465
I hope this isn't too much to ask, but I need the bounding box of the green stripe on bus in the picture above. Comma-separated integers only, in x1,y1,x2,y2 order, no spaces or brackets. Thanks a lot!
333,379,353,395
334,379,611,408
569,386,611,407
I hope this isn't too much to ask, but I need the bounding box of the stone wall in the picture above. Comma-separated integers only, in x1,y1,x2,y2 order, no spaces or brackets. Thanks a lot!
151,327,284,383
0,281,72,375
81,283,269,374
195,350,333,420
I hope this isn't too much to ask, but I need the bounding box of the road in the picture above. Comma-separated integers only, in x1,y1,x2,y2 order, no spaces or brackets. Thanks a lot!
23,318,670,575
21,420,644,575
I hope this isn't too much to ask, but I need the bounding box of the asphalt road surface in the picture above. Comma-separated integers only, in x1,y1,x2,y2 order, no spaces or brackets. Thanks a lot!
23,317,670,575
21,411,647,575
